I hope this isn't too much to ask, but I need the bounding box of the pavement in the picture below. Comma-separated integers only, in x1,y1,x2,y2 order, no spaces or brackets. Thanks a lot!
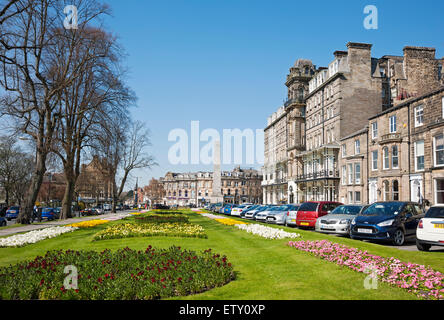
0,211,133,237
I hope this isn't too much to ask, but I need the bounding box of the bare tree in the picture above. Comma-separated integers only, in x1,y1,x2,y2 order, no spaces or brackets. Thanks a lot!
52,26,133,220
117,120,157,199
0,0,110,223
0,135,33,206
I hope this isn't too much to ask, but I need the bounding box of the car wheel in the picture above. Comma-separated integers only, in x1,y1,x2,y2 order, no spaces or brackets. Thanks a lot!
416,240,431,252
392,229,405,246
1,221,6,227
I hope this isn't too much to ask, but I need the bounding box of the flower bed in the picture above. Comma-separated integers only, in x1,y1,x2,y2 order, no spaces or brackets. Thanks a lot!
236,224,301,240
287,240,444,300
135,215,189,224
93,222,207,241
0,246,235,300
67,220,110,228
0,227,77,248
198,212,301,239
214,218,248,226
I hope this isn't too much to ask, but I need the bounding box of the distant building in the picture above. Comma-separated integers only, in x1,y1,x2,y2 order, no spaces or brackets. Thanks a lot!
76,156,114,204
161,167,262,206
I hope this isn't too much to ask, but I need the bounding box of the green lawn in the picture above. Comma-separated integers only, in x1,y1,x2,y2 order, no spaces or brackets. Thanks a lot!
0,210,442,300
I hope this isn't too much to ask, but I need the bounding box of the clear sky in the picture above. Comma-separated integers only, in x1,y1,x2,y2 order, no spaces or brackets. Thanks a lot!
101,0,444,189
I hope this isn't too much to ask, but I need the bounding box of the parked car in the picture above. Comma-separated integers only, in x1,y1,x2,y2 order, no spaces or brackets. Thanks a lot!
0,216,6,227
315,204,366,235
223,204,237,215
80,208,94,216
213,203,223,213
5,206,20,221
244,205,272,220
240,205,260,218
350,201,424,246
285,204,301,227
255,206,280,222
416,205,444,251
231,204,253,217
93,206,104,215
266,204,299,225
41,207,58,220
296,201,343,228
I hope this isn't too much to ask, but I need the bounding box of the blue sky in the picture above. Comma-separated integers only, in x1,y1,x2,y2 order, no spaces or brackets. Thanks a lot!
102,0,444,189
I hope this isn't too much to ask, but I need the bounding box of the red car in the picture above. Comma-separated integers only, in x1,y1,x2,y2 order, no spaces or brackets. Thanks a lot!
296,201,343,228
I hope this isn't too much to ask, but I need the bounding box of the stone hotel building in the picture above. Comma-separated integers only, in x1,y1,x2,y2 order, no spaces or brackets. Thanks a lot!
263,42,444,206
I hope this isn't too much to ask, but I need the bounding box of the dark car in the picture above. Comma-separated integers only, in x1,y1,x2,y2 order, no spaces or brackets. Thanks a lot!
296,201,343,228
350,201,424,246
80,208,94,216
5,206,20,221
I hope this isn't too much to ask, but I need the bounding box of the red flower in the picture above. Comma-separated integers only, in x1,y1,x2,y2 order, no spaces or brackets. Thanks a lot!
39,279,45,286
98,277,103,283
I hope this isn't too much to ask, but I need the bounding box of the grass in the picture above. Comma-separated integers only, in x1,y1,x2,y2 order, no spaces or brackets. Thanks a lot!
0,209,442,300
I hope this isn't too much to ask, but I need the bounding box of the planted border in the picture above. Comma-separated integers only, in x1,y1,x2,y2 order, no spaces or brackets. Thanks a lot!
0,246,234,300
288,240,444,300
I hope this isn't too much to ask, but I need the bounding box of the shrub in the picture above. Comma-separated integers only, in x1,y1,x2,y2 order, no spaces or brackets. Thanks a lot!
0,246,235,300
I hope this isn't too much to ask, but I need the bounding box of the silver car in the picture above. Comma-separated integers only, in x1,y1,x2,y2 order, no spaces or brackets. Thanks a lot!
315,204,367,236
266,205,298,225
285,204,301,227
255,206,279,222
244,205,270,220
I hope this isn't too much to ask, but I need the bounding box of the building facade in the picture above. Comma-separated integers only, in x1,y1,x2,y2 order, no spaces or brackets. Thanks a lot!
161,167,262,206
294,42,385,203
264,42,444,206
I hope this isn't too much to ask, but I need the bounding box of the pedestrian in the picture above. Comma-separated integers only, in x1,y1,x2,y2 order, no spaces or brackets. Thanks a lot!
32,205,38,223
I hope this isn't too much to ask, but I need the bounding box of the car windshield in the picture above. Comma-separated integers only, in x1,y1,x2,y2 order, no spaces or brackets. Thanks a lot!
277,205,292,211
331,205,362,215
9,206,19,210
361,202,405,216
425,207,444,219
299,202,318,212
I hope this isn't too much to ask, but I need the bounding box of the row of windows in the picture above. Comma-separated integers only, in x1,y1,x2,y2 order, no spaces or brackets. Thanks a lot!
371,97,444,139
369,134,444,172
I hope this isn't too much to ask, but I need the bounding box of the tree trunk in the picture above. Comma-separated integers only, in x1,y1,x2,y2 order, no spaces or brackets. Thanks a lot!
16,152,46,224
61,179,75,220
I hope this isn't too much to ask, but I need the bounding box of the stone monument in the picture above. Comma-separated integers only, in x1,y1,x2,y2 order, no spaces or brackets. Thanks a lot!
211,140,224,204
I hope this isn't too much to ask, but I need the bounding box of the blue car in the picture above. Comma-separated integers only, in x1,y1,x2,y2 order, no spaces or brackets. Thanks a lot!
350,201,424,246
0,216,6,227
223,204,237,215
5,206,20,221
41,207,58,221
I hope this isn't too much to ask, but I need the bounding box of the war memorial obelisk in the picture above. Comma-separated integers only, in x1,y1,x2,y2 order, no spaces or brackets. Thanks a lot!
211,140,224,204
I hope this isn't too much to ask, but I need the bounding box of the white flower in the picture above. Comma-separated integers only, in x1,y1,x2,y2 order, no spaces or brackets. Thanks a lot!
0,226,77,247
235,223,301,240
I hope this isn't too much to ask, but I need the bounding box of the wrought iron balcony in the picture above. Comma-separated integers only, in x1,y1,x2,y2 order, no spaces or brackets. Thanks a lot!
294,170,340,182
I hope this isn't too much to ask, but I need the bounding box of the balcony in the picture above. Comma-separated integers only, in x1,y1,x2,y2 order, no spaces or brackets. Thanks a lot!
379,133,402,144
294,170,340,182
284,97,304,108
